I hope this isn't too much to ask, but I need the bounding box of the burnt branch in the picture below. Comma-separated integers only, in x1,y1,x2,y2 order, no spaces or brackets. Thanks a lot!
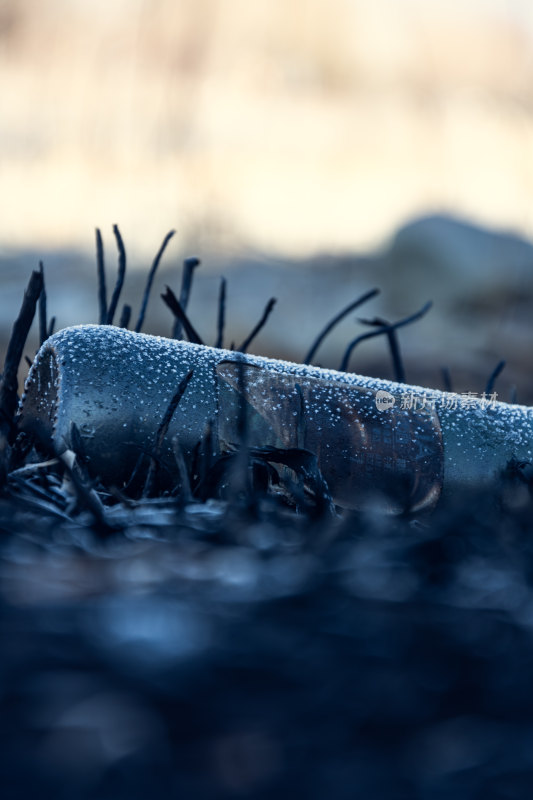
340,300,432,373
358,314,405,383
238,297,277,354
119,304,132,330
162,286,204,345
215,277,227,349
135,229,176,333
0,270,43,485
441,366,453,393
143,369,194,497
173,256,200,339
106,224,126,325
95,227,107,325
0,270,43,437
486,359,506,396
304,288,380,365
38,261,48,346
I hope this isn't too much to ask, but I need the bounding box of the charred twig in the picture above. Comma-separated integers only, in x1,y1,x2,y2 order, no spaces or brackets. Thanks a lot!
486,359,506,396
143,369,194,498
358,315,406,383
173,256,200,339
38,261,48,346
58,449,117,536
441,366,453,393
95,227,107,325
47,316,56,338
194,420,215,501
171,438,193,504
238,297,277,353
162,286,203,345
215,277,227,349
340,301,432,373
106,224,126,325
119,304,132,330
123,451,148,495
8,430,35,472
295,383,307,449
135,229,176,333
0,270,43,455
229,356,256,512
249,446,334,518
69,422,89,469
304,288,380,365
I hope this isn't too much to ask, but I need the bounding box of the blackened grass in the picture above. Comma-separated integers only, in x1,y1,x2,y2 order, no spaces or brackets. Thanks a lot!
441,366,453,393
106,224,126,325
95,227,107,325
173,256,200,339
486,359,506,396
238,297,277,354
162,286,204,344
303,287,380,365
38,261,47,346
215,276,226,349
358,314,406,383
69,422,89,469
57,447,116,535
0,269,43,485
227,355,255,512
135,229,176,333
340,300,433,372
143,369,194,498
171,438,193,505
118,304,132,330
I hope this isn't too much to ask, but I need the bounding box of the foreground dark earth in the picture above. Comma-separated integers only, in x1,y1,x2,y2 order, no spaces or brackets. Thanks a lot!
2,481,533,799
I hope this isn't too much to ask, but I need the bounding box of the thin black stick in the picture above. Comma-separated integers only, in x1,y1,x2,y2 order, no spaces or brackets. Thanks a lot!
24,355,32,368
357,314,405,383
119,304,132,330
441,367,452,393
0,270,43,484
143,369,194,497
0,270,43,435
95,228,107,325
106,224,126,325
237,297,277,353
387,329,405,383
486,359,506,396
171,438,193,504
173,256,200,339
38,261,48,346
215,277,226,349
303,288,380,365
58,449,116,536
47,316,56,338
135,229,176,333
339,300,432,372
230,355,254,510
161,286,203,344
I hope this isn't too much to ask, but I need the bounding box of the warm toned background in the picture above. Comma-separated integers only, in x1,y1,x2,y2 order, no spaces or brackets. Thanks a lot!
2,0,533,399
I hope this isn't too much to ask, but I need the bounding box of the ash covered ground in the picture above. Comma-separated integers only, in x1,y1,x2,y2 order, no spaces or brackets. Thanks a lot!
2,235,533,799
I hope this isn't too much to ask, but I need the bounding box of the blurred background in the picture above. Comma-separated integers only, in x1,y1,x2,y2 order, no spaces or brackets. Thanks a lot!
2,0,533,398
